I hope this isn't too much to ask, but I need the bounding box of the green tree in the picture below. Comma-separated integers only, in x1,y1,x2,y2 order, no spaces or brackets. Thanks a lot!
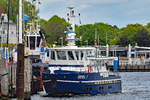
133,28,150,46
0,0,34,22
116,24,144,45
42,15,68,45
117,34,130,46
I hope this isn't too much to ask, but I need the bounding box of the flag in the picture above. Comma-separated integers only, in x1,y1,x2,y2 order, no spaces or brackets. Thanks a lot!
24,14,31,22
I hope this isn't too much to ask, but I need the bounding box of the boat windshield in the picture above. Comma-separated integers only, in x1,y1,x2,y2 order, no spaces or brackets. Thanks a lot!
51,50,55,60
30,37,35,50
75,51,79,60
50,49,95,61
81,51,84,60
57,51,67,60
37,36,41,47
68,51,74,60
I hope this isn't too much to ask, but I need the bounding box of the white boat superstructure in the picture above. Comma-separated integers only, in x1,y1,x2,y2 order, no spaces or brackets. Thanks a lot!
42,7,122,96
40,7,118,73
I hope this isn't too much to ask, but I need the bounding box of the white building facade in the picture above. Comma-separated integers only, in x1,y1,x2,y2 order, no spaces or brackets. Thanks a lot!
0,13,17,44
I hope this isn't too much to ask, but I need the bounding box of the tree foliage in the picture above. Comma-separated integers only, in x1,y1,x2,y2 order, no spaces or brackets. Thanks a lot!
117,34,129,46
0,0,33,22
77,23,120,46
41,15,68,45
40,15,150,47
133,28,150,46
2,1,150,47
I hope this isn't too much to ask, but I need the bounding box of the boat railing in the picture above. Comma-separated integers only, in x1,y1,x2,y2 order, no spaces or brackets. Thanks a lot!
109,71,120,76
87,56,118,61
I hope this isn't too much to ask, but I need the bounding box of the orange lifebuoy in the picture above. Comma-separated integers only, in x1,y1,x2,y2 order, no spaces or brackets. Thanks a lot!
88,66,92,72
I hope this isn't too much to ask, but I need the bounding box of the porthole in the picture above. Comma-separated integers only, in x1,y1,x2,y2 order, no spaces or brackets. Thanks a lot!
108,86,112,89
99,86,104,90
89,87,92,91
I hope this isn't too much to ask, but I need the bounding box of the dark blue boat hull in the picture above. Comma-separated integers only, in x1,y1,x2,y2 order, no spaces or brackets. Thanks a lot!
42,70,121,96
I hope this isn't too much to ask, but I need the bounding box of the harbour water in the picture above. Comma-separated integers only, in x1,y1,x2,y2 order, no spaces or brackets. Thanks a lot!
12,72,150,100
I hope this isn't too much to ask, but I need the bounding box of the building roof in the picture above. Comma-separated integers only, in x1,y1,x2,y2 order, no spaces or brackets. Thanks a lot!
0,3,5,17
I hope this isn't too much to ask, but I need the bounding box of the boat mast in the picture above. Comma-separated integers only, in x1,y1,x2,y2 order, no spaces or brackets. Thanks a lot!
65,7,76,46
65,7,81,46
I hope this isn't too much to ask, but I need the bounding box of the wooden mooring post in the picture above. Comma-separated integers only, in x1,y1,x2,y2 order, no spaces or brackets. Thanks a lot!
0,58,9,99
16,44,24,100
24,57,32,100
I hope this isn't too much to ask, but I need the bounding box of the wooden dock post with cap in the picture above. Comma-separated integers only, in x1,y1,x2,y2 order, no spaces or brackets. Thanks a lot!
16,44,24,100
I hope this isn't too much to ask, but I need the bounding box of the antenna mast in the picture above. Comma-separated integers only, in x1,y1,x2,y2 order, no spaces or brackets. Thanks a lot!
65,7,81,46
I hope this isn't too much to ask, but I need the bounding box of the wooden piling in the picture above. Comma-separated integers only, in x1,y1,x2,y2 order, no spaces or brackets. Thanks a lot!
16,44,24,100
0,58,9,99
24,57,32,100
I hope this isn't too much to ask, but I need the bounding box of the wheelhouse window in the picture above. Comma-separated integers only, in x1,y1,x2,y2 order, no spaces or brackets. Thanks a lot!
81,51,84,60
37,36,41,47
47,52,49,57
57,51,66,60
51,51,55,60
30,37,35,50
27,36,29,47
68,51,74,60
75,51,79,60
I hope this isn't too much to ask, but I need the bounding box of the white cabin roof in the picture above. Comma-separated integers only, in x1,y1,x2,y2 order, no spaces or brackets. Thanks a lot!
50,46,95,50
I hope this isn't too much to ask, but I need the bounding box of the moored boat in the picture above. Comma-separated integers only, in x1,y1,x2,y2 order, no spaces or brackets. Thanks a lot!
42,7,121,96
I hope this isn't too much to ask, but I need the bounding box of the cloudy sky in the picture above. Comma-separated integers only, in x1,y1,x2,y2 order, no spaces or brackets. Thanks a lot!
37,0,150,28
